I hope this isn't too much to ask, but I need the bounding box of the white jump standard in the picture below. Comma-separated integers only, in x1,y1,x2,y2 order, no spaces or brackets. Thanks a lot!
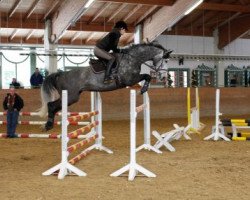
204,89,230,141
110,90,156,181
136,91,161,154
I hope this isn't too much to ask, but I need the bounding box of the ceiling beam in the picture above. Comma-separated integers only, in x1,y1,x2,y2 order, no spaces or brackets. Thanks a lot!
216,13,241,28
136,5,158,24
9,29,19,41
123,4,143,22
51,0,94,43
218,15,250,49
88,2,111,23
198,2,250,13
165,26,213,37
143,0,203,42
107,3,127,22
43,0,60,20
25,30,35,41
86,32,96,43
9,0,22,18
70,22,134,33
24,0,42,20
0,17,44,29
97,0,175,6
70,32,82,43
0,36,43,44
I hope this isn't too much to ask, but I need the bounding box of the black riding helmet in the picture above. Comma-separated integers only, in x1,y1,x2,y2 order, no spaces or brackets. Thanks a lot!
114,21,128,31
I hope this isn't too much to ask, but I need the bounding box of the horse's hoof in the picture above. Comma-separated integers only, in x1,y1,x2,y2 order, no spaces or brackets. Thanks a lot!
43,122,54,132
140,88,147,94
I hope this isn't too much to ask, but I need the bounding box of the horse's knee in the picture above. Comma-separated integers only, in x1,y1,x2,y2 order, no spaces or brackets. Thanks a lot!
144,74,151,82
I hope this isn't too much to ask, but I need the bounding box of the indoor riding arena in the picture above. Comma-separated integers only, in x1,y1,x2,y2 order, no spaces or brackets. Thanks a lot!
1,0,250,200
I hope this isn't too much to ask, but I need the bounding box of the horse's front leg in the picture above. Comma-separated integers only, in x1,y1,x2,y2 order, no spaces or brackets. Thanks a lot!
44,99,62,131
140,74,151,94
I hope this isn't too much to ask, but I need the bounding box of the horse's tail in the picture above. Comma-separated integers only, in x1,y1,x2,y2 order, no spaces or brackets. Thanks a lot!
37,73,61,118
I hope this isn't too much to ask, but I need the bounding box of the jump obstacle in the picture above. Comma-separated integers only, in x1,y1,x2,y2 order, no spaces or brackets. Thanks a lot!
110,90,156,181
204,89,230,141
152,124,191,152
187,87,205,134
222,119,250,141
0,103,91,139
43,90,113,179
151,88,199,152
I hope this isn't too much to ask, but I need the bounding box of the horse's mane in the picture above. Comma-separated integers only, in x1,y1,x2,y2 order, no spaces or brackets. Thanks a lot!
126,42,166,51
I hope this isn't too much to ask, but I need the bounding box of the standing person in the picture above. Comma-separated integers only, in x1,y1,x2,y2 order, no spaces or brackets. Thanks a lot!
94,21,128,83
30,68,43,88
10,78,21,89
3,87,24,138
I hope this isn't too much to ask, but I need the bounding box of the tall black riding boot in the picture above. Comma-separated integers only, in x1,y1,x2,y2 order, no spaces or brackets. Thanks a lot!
104,59,115,84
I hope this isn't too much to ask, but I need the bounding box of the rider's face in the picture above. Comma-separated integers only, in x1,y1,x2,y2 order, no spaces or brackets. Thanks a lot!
120,28,126,35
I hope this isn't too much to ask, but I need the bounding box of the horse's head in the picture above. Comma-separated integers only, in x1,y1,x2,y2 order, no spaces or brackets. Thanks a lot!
126,43,172,70
148,43,173,69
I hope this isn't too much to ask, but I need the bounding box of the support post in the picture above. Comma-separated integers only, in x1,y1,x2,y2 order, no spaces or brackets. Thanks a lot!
204,89,230,141
110,90,156,181
136,92,162,154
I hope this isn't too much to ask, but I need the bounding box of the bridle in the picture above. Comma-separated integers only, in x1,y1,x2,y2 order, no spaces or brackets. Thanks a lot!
120,47,172,73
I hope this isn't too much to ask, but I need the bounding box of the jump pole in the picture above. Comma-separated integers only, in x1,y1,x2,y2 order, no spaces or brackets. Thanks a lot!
110,90,156,181
204,89,230,141
82,92,113,154
136,91,162,154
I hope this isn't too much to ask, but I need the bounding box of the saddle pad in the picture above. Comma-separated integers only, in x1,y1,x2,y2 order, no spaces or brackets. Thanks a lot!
89,59,106,74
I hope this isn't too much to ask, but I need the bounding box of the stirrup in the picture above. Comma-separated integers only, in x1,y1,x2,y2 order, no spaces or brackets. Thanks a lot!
103,75,114,84
103,78,113,84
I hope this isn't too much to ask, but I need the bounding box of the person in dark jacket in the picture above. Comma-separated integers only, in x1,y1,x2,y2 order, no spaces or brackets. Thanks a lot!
3,87,24,138
30,68,43,88
9,78,21,89
94,21,128,83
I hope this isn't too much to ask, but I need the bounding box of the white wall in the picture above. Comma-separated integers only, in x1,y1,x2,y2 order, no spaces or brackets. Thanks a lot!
139,35,250,86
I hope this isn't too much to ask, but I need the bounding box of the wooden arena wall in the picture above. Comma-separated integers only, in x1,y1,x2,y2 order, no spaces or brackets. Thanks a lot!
0,87,249,120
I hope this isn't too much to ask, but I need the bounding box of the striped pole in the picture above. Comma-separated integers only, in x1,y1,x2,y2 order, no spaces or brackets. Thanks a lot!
0,111,87,116
67,121,99,138
67,111,99,123
0,133,87,139
0,121,89,126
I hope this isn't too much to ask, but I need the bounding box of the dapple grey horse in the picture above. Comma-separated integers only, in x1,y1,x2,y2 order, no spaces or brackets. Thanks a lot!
38,43,172,131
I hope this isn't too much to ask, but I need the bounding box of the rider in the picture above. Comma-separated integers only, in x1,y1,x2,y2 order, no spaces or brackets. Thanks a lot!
94,21,128,84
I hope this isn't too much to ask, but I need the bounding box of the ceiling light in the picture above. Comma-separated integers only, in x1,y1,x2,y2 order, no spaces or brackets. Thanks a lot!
184,0,203,15
84,0,95,8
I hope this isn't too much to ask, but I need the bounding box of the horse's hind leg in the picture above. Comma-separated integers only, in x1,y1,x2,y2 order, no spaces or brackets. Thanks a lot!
45,99,62,131
140,74,151,94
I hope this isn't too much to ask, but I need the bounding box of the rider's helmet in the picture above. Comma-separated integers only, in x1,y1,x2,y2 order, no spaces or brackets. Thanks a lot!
114,21,128,31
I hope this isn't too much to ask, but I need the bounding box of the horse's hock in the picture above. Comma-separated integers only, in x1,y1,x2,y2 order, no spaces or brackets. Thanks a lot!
1,87,250,121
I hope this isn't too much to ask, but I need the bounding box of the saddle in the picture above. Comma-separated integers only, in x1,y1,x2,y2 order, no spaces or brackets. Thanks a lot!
89,58,117,74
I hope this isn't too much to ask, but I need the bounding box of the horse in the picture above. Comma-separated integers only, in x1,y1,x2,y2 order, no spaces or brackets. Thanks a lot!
38,43,172,131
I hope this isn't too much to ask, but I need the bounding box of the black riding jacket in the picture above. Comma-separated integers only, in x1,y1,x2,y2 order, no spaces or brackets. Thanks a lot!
96,28,121,53
3,93,24,111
